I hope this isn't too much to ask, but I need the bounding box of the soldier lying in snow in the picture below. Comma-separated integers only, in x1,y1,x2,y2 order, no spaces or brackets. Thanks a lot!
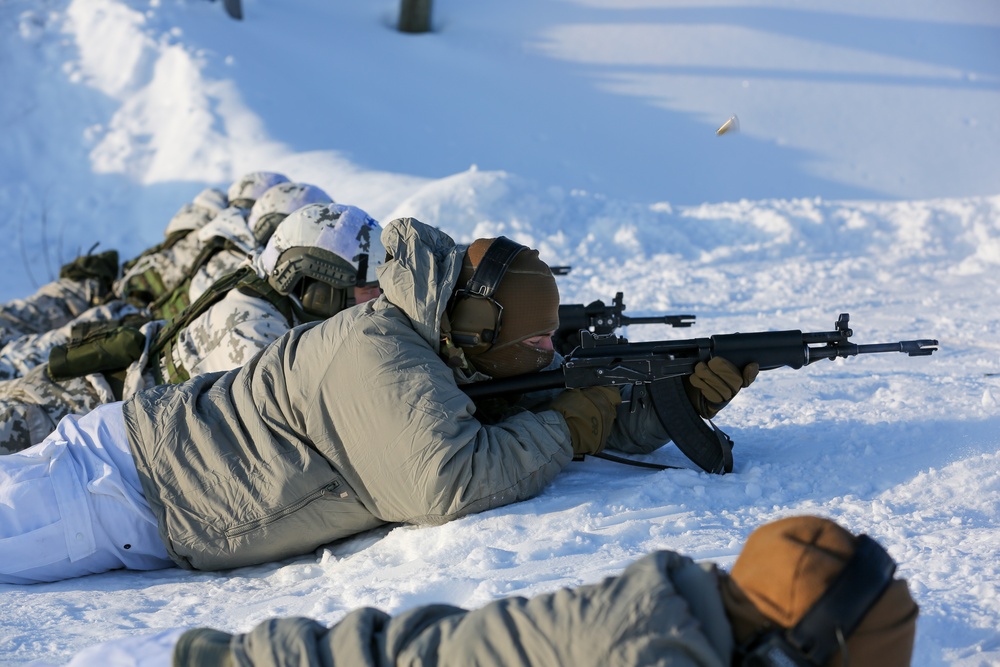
0,177,332,381
0,202,381,454
0,216,755,584
0,184,228,349
65,516,917,667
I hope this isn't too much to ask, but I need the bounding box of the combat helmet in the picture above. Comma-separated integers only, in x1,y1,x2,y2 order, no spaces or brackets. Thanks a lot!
257,202,386,317
226,171,290,209
192,187,228,215
248,182,334,248
163,187,228,238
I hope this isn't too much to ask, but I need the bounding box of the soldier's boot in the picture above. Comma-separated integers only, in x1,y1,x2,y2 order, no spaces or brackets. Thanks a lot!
59,249,120,303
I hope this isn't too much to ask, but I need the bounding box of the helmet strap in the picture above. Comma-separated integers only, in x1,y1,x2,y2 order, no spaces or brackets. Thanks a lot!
355,253,369,287
439,312,473,369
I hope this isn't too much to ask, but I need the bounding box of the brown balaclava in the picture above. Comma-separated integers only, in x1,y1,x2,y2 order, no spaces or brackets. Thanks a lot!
448,238,560,378
720,515,918,667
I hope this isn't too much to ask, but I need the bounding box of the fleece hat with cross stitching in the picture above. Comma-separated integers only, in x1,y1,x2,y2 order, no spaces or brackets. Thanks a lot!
719,515,919,667
447,237,560,379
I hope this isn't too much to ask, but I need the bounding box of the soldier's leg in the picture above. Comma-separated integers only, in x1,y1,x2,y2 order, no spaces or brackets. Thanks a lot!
0,367,110,454
0,278,103,346
0,248,118,345
0,403,171,584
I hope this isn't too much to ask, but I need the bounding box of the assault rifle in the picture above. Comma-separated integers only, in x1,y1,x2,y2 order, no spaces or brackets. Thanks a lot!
464,314,938,475
555,292,695,356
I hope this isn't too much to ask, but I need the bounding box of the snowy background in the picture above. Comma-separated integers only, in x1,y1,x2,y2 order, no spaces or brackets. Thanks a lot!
2,0,999,664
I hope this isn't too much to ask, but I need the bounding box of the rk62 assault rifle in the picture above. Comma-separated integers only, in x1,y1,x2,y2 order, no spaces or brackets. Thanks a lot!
555,292,695,356
464,314,938,475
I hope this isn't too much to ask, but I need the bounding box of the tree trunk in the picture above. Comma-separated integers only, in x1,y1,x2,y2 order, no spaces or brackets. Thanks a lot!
398,0,432,33
222,0,243,20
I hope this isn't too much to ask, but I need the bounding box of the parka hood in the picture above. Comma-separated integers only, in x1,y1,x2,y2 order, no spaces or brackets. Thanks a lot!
377,217,467,351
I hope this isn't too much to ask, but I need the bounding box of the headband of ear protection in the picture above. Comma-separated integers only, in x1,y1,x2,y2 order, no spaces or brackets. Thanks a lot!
737,534,896,667
355,253,370,287
448,236,526,354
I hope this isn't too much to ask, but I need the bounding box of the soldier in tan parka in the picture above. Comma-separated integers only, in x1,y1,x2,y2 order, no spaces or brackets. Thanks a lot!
0,217,755,584
62,516,919,667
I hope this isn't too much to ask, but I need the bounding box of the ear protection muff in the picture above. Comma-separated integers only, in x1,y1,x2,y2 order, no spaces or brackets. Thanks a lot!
355,253,370,287
298,278,347,319
448,236,526,354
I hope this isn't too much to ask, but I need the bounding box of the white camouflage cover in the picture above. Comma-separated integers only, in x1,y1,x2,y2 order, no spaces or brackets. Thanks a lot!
256,203,385,286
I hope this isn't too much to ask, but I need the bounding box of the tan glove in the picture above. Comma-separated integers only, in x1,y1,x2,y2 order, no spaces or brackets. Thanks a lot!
685,356,760,419
549,386,622,455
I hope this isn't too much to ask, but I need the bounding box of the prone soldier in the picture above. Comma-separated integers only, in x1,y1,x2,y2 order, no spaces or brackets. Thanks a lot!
0,202,381,454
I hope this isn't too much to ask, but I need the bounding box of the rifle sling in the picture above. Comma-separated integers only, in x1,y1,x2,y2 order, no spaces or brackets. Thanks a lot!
591,452,682,471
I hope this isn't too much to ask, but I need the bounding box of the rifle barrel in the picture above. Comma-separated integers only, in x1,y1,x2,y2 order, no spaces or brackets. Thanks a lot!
805,339,939,363
622,315,696,328
857,340,939,357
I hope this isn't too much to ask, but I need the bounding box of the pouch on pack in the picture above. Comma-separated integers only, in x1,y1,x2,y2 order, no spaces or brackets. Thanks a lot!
47,326,146,382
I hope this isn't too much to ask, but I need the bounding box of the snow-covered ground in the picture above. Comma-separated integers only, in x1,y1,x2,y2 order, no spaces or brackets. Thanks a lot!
1,1,999,664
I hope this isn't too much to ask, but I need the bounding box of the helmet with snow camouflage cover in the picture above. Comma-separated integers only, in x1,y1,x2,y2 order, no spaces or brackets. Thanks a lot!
227,171,290,209
163,204,214,238
195,206,258,255
191,187,228,215
249,182,334,247
258,203,385,317
163,187,229,238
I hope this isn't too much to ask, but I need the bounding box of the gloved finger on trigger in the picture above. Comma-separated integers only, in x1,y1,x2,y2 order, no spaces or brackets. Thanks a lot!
592,385,623,410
